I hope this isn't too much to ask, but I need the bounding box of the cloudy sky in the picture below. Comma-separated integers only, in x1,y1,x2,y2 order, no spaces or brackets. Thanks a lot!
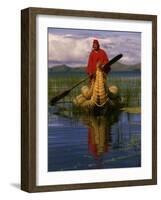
48,27,141,68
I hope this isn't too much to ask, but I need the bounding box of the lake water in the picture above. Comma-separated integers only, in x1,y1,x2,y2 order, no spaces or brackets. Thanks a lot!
48,109,141,172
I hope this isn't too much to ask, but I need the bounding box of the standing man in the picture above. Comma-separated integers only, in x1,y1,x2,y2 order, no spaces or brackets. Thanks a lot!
86,39,110,79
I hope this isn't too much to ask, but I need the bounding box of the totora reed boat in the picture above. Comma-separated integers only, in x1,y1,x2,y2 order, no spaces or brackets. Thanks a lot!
73,62,124,115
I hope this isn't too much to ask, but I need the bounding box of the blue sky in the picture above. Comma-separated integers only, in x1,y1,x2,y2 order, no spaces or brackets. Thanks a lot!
48,27,141,67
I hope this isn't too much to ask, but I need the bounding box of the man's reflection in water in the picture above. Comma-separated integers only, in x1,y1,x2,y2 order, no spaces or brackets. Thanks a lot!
87,116,109,158
80,111,120,166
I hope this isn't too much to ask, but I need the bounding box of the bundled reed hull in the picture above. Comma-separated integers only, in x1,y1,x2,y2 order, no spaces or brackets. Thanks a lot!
73,62,123,114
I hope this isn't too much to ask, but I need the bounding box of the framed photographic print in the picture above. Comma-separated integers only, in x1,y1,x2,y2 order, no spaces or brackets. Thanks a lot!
21,7,157,192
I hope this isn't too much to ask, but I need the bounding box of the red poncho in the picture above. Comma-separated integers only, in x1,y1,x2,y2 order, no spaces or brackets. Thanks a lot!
86,48,109,75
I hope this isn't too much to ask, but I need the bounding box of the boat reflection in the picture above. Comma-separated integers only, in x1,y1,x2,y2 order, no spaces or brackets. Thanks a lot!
79,111,120,159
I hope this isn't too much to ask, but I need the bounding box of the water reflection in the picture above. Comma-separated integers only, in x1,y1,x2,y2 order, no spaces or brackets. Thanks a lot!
48,108,141,171
80,112,119,159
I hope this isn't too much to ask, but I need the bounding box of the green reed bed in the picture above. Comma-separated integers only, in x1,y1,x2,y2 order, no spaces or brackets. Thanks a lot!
48,75,87,103
108,76,141,107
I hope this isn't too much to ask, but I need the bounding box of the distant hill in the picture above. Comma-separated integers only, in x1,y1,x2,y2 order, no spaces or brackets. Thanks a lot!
48,64,71,72
48,64,85,73
49,63,141,73
111,62,140,72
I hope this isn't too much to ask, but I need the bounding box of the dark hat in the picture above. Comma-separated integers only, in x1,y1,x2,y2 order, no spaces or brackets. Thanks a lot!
93,39,99,45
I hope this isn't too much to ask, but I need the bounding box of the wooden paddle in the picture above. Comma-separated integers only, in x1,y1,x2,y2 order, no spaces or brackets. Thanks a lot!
50,54,123,106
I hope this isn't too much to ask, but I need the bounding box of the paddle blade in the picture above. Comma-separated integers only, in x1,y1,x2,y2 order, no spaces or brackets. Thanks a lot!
50,90,70,106
109,54,123,65
103,54,123,73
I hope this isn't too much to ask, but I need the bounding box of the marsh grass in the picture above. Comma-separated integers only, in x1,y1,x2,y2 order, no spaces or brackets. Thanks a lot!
48,75,88,102
108,76,141,107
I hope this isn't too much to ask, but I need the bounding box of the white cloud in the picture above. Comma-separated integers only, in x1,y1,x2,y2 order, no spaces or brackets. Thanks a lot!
49,33,92,66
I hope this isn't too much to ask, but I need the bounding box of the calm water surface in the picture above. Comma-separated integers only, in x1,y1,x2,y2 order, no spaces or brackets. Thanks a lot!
48,109,141,171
